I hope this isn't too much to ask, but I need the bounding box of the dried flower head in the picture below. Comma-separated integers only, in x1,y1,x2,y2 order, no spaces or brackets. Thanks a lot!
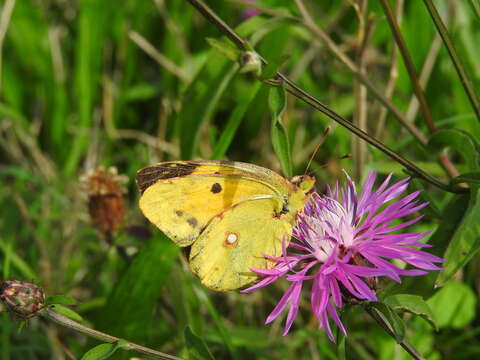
243,171,443,341
1,280,45,318
80,166,128,236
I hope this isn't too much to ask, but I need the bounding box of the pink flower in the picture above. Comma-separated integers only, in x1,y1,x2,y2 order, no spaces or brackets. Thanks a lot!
243,172,443,341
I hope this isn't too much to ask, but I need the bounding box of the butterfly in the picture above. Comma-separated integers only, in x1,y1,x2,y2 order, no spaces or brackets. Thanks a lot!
136,160,315,291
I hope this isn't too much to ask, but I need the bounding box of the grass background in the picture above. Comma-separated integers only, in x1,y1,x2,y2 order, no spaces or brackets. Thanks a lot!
1,0,480,359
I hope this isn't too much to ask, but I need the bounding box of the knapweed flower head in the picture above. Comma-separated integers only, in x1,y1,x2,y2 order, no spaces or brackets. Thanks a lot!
0,280,45,319
243,171,443,341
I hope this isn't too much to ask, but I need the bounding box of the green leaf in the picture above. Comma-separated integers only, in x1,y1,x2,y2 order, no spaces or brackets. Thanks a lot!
427,282,476,329
46,295,77,306
384,294,437,331
212,82,262,159
206,38,240,62
49,304,84,323
368,302,406,343
428,129,480,172
269,85,292,177
95,233,179,345
184,326,215,360
179,57,238,159
248,17,298,46
81,340,128,360
436,187,480,286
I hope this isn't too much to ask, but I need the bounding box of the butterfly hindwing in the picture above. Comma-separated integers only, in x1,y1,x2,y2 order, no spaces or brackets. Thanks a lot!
189,198,292,291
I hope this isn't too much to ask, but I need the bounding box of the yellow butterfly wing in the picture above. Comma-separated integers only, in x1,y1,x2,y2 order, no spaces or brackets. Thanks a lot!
136,161,291,247
136,160,315,291
189,198,292,291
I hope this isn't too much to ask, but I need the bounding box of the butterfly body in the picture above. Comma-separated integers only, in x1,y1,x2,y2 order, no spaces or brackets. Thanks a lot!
136,160,315,291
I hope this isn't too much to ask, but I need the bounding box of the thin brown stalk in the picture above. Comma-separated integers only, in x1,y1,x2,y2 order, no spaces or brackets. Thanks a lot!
353,0,372,181
406,34,442,123
128,31,188,82
0,0,16,95
379,0,436,133
294,0,428,145
375,0,403,139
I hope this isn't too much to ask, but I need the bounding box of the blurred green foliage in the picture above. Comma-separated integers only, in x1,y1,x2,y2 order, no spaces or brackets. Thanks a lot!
1,0,479,359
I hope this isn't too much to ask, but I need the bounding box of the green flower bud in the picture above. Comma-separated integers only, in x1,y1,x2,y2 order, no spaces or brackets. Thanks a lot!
239,51,262,76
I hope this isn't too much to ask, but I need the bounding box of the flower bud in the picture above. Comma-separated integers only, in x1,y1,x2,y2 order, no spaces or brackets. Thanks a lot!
239,51,262,76
0,281,45,318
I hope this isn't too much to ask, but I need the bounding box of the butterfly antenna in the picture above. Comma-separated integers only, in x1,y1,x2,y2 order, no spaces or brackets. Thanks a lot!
304,126,332,175
308,153,352,176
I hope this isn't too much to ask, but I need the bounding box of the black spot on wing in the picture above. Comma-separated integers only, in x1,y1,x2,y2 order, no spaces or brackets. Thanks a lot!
187,217,198,228
211,183,222,194
136,162,198,193
175,210,184,216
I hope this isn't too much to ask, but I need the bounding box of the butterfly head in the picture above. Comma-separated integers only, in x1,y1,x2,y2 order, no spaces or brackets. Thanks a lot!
290,175,316,194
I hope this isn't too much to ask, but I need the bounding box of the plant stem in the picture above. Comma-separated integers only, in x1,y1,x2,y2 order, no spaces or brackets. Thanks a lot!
379,0,436,134
185,0,465,194
365,305,426,360
422,0,480,122
41,308,185,360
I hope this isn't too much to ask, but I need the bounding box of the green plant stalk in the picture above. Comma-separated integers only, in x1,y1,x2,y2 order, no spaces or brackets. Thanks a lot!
185,0,464,194
422,0,480,122
364,305,426,360
41,308,184,360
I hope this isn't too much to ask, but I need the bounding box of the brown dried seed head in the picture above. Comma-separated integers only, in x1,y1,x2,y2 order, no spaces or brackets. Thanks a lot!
0,280,45,318
80,166,128,234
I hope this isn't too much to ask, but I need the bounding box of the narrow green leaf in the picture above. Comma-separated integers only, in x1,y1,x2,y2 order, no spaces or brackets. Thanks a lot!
184,326,215,360
212,82,262,159
206,38,240,61
81,342,126,360
384,294,437,331
427,282,476,329
368,302,406,343
436,188,480,286
49,304,84,323
46,295,77,306
269,85,292,177
428,129,480,172
179,57,238,159
95,233,179,344
248,17,298,46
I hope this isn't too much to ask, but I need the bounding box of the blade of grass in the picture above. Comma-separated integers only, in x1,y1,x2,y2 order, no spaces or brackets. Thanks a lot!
212,81,262,159
179,59,238,159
